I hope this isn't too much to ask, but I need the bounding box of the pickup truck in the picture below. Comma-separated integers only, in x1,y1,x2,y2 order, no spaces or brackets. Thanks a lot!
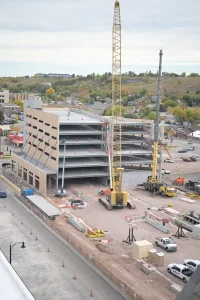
155,237,177,252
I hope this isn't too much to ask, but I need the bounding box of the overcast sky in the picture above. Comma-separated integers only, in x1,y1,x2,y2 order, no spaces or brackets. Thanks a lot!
0,0,200,76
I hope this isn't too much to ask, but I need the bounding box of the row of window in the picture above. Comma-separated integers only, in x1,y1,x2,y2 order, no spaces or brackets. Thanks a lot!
28,130,57,141
28,142,56,160
26,115,57,130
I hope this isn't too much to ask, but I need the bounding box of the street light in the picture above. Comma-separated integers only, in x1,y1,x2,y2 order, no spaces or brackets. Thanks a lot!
9,242,26,264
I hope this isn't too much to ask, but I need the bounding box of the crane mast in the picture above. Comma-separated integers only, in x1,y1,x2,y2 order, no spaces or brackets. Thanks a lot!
110,0,127,207
150,50,163,183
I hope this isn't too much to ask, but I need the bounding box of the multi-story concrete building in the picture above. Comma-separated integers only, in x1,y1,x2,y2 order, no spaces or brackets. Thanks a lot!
0,103,21,116
9,93,27,101
11,108,153,196
0,89,9,104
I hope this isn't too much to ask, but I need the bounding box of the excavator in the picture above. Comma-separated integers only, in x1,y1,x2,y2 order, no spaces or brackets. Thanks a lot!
99,0,134,210
138,50,177,197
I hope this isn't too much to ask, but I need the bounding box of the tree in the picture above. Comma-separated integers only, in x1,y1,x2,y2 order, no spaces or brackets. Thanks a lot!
148,111,156,121
46,88,55,96
139,88,148,97
14,99,24,112
173,106,186,123
105,105,126,116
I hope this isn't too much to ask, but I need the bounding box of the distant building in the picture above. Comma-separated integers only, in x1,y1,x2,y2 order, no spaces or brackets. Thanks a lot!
9,93,27,101
0,103,21,116
40,82,52,88
0,90,9,104
35,73,71,79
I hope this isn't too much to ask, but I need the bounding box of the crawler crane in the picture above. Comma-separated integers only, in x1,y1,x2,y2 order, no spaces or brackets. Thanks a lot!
138,50,177,197
99,0,128,209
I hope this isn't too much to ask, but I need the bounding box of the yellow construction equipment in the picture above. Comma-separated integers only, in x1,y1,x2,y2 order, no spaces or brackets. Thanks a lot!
85,229,106,238
99,0,128,210
138,50,177,197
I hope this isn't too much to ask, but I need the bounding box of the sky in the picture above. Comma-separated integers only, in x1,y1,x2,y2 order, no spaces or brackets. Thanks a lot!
0,0,200,76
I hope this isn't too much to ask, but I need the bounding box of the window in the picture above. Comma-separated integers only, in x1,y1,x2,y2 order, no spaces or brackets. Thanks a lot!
39,129,43,133
45,123,50,126
33,144,37,148
45,142,49,146
39,120,43,123
28,141,31,145
52,136,57,140
23,170,27,181
45,132,50,136
33,134,37,138
51,146,57,150
38,138,43,142
23,168,27,172
44,152,49,156
35,175,39,180
52,126,57,130
27,123,31,127
33,117,37,120
38,148,43,152
51,156,56,161
33,126,37,130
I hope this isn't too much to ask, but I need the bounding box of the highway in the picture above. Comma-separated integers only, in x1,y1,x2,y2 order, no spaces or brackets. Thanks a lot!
0,179,125,300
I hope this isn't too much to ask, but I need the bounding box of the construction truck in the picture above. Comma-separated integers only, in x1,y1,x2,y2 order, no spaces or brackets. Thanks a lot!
185,181,200,194
138,50,177,198
172,167,185,186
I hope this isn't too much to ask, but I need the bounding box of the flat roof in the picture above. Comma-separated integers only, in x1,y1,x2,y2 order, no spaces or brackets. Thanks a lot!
0,251,35,300
26,195,62,218
43,110,103,125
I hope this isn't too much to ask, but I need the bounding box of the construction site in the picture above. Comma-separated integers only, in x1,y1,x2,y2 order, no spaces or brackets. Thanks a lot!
2,1,200,300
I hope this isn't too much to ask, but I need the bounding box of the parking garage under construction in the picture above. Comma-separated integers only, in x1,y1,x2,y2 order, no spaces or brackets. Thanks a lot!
11,107,153,196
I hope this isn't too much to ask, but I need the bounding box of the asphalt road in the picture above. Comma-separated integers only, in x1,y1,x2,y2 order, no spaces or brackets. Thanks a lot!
0,179,125,300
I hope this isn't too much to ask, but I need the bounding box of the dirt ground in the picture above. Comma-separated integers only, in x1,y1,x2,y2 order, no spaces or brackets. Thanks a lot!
48,181,200,290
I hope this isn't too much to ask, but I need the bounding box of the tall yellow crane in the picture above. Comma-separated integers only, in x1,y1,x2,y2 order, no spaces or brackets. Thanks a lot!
99,0,128,209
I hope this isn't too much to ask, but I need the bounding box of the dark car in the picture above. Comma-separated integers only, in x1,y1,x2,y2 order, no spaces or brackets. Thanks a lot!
0,191,7,198
178,149,187,153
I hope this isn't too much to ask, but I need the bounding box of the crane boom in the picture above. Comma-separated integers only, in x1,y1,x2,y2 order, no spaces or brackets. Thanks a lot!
110,0,127,207
151,50,163,183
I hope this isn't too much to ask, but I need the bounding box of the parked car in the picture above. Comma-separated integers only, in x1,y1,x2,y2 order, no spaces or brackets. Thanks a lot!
163,158,173,163
182,157,191,162
0,191,7,198
188,141,193,144
155,237,177,252
183,260,200,272
187,147,195,151
167,264,193,283
161,169,170,175
190,156,197,162
178,149,187,153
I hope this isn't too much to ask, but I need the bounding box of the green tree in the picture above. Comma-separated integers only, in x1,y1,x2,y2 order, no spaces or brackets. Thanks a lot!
14,99,24,112
105,105,126,116
173,106,186,123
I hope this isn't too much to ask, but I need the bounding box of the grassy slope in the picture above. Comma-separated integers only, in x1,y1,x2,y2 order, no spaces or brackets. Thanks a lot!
0,76,200,97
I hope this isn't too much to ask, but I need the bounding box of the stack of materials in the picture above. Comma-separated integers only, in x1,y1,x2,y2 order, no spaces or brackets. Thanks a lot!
192,224,200,239
132,240,153,259
155,252,164,267
148,249,157,264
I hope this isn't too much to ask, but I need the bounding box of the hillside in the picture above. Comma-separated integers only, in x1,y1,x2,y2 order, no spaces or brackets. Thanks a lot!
1,75,200,100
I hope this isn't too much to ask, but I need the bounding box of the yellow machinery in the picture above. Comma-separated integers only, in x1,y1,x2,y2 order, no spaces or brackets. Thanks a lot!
99,0,128,210
138,50,176,197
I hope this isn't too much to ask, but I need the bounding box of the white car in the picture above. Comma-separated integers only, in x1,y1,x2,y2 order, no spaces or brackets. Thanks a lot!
184,260,200,272
161,169,170,175
167,264,193,283
164,158,173,163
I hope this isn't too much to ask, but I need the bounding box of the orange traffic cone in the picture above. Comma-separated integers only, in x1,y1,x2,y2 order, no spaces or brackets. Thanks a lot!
73,272,77,280
148,262,151,268
90,289,93,297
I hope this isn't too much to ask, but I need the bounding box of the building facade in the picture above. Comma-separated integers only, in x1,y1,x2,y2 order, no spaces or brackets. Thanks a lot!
0,90,9,104
9,93,28,101
11,108,153,196
0,103,21,116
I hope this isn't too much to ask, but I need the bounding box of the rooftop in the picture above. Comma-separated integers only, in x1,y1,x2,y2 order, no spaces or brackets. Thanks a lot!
0,251,35,300
43,109,103,125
